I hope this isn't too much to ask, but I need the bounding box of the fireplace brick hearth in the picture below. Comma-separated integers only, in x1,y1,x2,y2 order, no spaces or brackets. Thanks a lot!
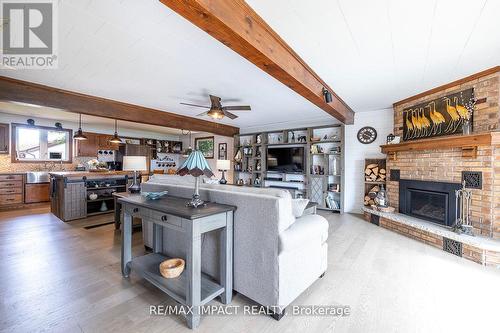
362,208,500,267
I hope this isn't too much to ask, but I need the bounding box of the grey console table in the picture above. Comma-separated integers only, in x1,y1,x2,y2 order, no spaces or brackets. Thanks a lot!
117,193,236,329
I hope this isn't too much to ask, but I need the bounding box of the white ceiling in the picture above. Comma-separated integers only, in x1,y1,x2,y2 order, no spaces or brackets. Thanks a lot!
247,0,500,111
1,0,499,132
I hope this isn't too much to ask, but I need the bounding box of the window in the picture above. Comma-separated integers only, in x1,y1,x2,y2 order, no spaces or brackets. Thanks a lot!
13,124,72,163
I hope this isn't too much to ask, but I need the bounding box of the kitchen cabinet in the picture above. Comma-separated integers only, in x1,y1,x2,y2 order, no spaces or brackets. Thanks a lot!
102,135,121,150
50,172,134,221
25,183,50,203
76,132,122,156
0,123,9,154
0,174,24,207
76,132,99,157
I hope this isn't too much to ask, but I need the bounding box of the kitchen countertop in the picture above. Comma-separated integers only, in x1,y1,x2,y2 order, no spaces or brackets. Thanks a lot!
0,172,28,175
49,171,139,179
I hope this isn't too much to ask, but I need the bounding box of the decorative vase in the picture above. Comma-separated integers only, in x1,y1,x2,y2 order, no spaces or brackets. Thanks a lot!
462,119,471,135
235,150,242,162
88,192,98,200
99,201,108,212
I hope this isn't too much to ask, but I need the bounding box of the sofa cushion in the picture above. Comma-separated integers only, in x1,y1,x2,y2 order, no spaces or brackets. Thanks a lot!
279,214,329,253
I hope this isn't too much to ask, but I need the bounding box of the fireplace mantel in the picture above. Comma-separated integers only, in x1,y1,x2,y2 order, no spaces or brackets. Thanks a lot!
380,131,500,160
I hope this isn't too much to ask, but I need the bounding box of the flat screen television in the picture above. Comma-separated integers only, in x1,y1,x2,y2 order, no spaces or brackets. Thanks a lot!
267,147,304,173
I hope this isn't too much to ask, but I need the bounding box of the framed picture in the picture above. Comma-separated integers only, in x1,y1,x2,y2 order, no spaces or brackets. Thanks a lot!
195,136,214,159
218,143,227,160
402,88,474,141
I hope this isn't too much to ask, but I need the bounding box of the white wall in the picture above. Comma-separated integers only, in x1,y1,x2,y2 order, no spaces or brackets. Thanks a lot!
343,109,393,213
180,132,234,182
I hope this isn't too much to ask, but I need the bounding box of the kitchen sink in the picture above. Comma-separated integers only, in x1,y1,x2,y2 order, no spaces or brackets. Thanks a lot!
26,172,50,184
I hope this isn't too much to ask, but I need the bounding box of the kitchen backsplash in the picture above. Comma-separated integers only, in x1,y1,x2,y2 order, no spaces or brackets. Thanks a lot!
0,154,95,172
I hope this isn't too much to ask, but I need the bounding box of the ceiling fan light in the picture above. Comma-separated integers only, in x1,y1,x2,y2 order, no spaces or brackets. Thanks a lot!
207,109,224,119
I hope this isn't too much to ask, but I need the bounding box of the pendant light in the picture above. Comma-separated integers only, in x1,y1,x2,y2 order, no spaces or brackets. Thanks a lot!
73,114,88,141
181,130,193,157
109,119,122,144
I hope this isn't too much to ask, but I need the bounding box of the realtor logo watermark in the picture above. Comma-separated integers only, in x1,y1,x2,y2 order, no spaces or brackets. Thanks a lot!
1,0,58,69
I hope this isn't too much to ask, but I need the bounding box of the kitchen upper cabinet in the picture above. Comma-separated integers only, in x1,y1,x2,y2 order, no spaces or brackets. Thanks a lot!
76,132,122,156
0,123,9,154
76,132,99,157
98,135,121,150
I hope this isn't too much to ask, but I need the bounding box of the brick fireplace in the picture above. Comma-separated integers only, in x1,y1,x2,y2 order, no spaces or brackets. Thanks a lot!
363,67,500,266
387,68,500,239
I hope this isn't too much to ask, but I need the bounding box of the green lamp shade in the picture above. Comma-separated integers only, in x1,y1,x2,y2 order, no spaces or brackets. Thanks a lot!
177,150,214,178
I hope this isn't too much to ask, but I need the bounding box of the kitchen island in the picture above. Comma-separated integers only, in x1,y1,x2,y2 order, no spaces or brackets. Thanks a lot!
49,171,140,221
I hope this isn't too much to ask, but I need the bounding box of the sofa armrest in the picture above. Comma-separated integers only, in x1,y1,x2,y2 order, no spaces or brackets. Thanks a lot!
279,214,328,253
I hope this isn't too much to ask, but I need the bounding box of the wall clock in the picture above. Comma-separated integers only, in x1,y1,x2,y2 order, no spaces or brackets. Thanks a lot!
357,126,377,144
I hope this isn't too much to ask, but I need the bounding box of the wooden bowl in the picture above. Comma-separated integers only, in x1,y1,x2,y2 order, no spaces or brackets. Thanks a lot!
159,258,185,279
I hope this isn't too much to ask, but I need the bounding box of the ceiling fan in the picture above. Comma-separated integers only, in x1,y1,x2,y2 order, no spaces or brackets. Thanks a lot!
180,95,251,120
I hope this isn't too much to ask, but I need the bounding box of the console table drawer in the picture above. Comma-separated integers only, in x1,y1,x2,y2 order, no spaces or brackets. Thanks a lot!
149,211,183,228
124,204,147,218
0,194,23,205
0,187,22,195
0,175,23,181
0,181,22,188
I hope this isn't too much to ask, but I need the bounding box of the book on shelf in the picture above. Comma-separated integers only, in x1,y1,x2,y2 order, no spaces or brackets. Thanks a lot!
325,193,340,210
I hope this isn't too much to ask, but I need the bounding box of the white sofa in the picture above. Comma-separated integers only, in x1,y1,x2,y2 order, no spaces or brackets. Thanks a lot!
141,175,329,315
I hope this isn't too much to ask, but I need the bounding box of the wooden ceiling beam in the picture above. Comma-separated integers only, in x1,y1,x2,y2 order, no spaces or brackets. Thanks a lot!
161,0,354,124
0,76,239,137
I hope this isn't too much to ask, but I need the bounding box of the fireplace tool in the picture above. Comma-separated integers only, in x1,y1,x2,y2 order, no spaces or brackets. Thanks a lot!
453,181,474,236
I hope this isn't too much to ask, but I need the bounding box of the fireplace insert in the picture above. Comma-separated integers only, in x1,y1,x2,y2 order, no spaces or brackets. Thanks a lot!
399,179,461,227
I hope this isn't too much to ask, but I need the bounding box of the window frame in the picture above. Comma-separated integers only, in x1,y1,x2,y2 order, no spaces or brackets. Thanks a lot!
11,123,73,164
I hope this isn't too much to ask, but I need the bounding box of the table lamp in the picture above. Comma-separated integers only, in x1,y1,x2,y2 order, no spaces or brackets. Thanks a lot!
177,150,214,207
123,156,147,193
216,159,230,184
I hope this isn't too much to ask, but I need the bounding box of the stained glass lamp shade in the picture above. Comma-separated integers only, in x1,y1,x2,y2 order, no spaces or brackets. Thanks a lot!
177,150,214,207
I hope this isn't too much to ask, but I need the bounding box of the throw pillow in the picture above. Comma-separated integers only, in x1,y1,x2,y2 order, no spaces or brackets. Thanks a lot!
291,198,310,217
203,178,220,184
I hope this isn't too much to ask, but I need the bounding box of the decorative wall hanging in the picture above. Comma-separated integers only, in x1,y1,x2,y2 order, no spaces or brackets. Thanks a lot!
195,136,214,159
218,143,227,160
402,88,475,141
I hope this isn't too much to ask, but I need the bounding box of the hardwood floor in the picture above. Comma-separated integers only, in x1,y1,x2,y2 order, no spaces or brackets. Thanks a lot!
0,207,499,332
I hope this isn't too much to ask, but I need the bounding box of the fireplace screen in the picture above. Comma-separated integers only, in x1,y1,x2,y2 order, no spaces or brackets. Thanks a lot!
408,190,447,223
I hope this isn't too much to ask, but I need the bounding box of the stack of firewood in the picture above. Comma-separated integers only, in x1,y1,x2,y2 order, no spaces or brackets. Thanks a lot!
364,163,386,206
364,164,386,182
364,185,380,206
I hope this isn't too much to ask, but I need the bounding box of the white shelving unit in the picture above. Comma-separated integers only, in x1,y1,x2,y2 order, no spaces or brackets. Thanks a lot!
233,124,345,213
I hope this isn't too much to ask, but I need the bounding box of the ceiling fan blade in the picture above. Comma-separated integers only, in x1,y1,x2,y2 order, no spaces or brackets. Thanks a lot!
180,102,210,108
222,105,251,111
223,110,238,119
209,95,222,109
196,111,209,117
